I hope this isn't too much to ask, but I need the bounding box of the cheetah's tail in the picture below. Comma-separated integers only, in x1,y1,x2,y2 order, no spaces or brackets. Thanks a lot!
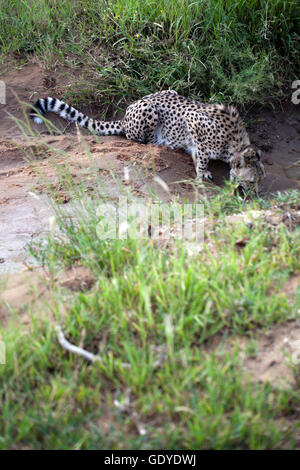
29,97,124,136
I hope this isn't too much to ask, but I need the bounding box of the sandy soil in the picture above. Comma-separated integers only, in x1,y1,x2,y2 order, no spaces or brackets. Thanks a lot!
0,264,95,326
206,318,300,389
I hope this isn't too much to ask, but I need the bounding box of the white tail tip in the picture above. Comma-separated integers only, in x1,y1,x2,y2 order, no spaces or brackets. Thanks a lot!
32,116,43,124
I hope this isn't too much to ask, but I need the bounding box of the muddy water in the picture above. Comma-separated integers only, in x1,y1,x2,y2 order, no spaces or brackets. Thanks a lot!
0,64,299,273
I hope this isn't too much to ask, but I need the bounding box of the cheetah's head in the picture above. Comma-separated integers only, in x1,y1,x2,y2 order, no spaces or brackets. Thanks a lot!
230,147,266,193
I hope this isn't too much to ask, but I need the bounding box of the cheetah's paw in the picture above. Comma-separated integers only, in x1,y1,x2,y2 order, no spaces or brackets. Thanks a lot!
196,170,213,181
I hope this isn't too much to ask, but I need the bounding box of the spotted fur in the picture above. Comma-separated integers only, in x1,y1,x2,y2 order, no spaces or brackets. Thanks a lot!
30,90,265,190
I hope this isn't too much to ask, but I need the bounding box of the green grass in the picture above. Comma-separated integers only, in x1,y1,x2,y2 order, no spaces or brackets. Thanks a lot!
1,0,300,450
1,181,300,449
0,0,299,109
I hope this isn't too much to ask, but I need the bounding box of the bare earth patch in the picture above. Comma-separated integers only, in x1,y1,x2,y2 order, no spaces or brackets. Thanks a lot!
206,319,300,390
0,265,95,325
243,321,300,388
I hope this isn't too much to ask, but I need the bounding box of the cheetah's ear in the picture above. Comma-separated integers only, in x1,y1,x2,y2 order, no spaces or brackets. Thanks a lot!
241,147,261,164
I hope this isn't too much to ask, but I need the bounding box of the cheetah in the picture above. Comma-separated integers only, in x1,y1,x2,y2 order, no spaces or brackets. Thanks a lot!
30,90,265,192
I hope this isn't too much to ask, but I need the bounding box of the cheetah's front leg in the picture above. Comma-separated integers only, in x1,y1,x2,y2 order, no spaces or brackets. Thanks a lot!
186,122,212,181
194,149,212,181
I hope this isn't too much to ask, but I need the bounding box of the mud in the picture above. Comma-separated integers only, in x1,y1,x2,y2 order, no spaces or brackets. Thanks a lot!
0,64,300,274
